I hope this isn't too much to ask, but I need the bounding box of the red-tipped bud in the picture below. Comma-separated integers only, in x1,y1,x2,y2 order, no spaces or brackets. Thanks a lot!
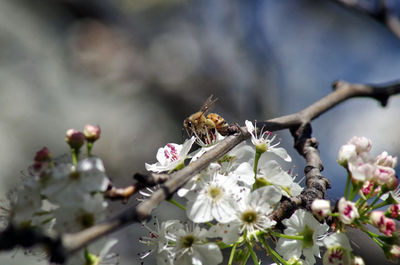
34,147,51,162
388,204,400,219
84,124,101,142
311,199,331,220
370,211,396,236
66,129,85,149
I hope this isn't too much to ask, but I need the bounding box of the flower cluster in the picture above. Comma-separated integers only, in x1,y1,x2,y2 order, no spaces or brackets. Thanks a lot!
4,119,398,265
1,125,118,265
143,131,400,265
310,136,400,264
141,121,334,265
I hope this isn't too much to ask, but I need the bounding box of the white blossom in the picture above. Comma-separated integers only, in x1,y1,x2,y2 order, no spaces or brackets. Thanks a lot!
166,222,222,265
53,193,108,233
41,157,110,206
208,186,281,244
139,219,183,264
276,209,329,265
10,180,43,227
245,120,291,162
322,232,352,265
257,158,302,197
186,172,241,223
145,137,195,172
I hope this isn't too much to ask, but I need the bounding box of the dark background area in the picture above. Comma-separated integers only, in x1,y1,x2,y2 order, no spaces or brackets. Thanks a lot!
0,0,399,264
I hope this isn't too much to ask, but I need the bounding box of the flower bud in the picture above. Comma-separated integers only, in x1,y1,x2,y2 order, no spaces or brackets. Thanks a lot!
66,129,85,150
388,204,400,219
376,151,397,168
34,147,51,162
84,124,101,142
337,144,356,167
370,211,396,236
348,136,372,154
348,153,375,183
361,180,378,196
311,199,331,220
373,166,396,187
338,197,359,224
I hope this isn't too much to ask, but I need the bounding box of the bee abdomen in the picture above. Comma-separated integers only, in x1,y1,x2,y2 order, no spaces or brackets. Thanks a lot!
207,113,229,135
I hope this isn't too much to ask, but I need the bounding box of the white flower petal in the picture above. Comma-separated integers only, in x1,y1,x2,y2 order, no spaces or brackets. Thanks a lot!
192,243,223,265
270,147,292,162
233,162,255,186
186,197,213,223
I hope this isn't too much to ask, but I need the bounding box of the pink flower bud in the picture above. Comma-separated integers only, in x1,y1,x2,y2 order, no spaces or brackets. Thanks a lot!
373,166,396,187
84,124,101,142
389,204,400,219
311,199,331,220
66,129,85,149
337,144,357,166
348,136,372,154
370,211,396,236
376,151,397,168
338,198,359,224
361,180,380,196
34,147,51,162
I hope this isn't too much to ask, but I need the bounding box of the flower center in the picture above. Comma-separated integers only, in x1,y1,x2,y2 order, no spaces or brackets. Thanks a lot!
207,186,223,201
181,234,196,248
301,225,314,249
164,144,179,162
241,210,258,224
328,248,344,265
343,205,353,218
78,211,95,229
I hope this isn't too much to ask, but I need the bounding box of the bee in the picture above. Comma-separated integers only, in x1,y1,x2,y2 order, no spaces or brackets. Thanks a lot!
183,95,230,138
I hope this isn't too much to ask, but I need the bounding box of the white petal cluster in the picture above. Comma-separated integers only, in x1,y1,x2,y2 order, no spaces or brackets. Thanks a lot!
338,136,398,190
8,156,111,236
141,123,305,265
276,209,329,265
141,220,222,265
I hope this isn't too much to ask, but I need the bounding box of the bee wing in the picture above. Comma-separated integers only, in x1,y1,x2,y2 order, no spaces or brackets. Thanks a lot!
199,95,218,115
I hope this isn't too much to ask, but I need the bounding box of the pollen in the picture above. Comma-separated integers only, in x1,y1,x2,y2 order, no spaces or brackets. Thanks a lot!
207,186,223,201
241,210,258,224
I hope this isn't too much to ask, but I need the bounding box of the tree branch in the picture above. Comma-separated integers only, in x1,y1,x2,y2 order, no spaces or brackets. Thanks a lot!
1,79,400,263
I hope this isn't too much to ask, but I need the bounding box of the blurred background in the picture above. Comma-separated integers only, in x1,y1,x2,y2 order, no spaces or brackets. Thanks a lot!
0,0,399,264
